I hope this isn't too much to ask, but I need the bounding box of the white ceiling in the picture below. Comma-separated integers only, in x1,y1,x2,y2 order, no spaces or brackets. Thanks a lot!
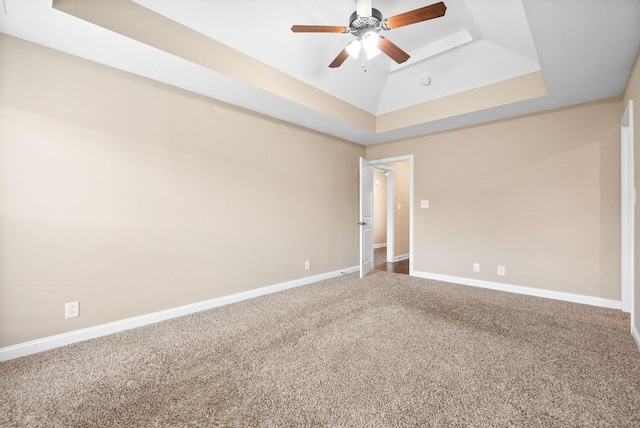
1,0,639,145
130,0,541,115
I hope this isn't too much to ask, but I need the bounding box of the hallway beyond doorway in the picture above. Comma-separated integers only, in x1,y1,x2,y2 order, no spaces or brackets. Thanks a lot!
374,247,409,275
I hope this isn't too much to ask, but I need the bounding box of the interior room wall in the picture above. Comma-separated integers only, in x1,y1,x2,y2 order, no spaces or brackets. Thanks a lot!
373,170,387,246
0,35,364,348
367,98,623,300
386,161,410,258
622,47,640,344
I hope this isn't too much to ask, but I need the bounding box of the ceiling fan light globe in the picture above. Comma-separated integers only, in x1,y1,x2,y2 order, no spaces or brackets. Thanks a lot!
362,32,378,49
366,44,381,58
362,32,380,58
346,40,361,58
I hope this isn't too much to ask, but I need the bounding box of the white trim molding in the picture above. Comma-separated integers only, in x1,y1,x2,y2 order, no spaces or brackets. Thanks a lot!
373,243,387,249
633,324,640,352
412,271,622,310
621,100,635,315
394,253,410,262
0,266,359,362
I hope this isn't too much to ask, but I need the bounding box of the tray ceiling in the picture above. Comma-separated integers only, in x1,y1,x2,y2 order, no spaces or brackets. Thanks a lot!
0,0,639,144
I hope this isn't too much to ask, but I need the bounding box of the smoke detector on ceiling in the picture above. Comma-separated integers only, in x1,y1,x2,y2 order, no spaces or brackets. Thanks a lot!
419,75,432,86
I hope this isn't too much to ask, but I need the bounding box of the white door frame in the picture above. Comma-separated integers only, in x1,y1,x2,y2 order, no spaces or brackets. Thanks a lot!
374,165,395,263
621,100,634,324
369,155,414,275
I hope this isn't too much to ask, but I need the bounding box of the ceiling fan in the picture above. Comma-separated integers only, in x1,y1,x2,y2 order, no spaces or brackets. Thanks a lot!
291,0,447,68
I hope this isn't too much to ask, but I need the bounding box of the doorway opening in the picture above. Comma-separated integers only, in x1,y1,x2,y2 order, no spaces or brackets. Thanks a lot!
368,156,413,276
372,164,409,274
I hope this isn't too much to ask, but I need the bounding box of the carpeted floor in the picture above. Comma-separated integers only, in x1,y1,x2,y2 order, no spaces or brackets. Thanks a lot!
1,271,639,427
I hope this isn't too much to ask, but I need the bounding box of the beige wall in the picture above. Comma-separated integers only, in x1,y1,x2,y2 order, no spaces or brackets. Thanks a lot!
372,162,410,257
367,98,622,300
1,32,633,349
373,170,387,246
386,161,410,257
0,35,364,347
623,47,640,340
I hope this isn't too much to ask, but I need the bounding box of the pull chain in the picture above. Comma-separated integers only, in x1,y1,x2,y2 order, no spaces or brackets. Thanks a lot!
361,48,368,72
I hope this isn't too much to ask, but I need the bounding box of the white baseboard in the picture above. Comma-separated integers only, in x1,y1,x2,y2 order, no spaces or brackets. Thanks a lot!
633,324,640,352
374,243,387,249
412,270,622,310
394,253,409,262
0,266,359,362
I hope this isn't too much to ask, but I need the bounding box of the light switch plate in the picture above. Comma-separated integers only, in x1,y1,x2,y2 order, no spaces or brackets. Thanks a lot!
420,200,429,208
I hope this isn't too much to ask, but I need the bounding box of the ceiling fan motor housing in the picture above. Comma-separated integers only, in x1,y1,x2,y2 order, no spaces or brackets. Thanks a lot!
349,8,383,37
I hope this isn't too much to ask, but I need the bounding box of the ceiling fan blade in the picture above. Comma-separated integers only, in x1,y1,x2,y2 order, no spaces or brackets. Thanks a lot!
355,0,372,17
291,25,350,33
378,37,410,64
383,2,447,30
329,48,350,68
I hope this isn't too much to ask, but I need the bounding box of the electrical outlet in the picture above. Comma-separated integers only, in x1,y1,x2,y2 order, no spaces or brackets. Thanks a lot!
305,260,310,270
65,301,79,319
497,266,506,276
473,263,480,272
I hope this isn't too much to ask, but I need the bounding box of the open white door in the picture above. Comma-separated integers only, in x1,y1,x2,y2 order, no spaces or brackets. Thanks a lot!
360,157,374,278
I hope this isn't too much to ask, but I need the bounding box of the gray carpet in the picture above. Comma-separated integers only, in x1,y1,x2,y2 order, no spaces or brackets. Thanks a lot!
1,270,639,427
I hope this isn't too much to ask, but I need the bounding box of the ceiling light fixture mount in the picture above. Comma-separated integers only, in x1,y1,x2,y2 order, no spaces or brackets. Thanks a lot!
348,8,383,38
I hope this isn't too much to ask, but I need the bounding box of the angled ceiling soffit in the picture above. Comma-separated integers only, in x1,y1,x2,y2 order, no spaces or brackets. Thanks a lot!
377,71,547,133
52,0,376,133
